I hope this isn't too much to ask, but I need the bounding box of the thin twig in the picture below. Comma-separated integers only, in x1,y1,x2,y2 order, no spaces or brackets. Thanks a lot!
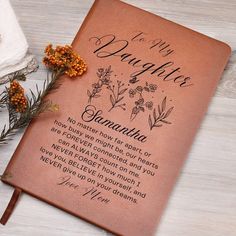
0,70,62,145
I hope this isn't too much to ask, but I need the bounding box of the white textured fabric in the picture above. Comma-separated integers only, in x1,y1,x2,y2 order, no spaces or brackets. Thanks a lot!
0,0,35,78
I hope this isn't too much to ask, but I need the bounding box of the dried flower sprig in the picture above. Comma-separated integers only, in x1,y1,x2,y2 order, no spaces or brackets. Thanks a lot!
0,71,60,145
0,44,87,145
43,44,87,77
0,73,27,109
8,80,28,113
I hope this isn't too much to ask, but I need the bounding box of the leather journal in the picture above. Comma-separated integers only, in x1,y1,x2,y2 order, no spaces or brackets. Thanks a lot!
0,0,231,235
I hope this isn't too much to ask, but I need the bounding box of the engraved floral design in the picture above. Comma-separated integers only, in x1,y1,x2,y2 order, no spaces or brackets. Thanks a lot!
86,66,173,131
130,82,157,121
107,80,127,112
148,97,174,130
43,44,87,77
145,101,153,110
87,65,112,103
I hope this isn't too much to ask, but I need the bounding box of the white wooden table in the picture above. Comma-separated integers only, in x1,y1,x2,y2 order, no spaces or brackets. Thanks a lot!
1,1,236,235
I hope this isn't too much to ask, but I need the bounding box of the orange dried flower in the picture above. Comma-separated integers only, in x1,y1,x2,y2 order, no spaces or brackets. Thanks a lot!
43,44,87,77
8,80,28,113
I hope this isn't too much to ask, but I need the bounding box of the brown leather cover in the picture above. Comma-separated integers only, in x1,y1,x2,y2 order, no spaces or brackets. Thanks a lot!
1,0,231,235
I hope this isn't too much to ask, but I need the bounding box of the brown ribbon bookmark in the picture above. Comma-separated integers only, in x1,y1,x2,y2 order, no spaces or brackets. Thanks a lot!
0,187,22,225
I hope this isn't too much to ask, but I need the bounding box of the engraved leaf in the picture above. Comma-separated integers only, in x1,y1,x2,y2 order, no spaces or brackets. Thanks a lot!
148,114,152,129
140,106,145,112
161,97,166,112
116,96,124,104
159,112,166,119
164,106,174,119
160,120,172,124
97,72,101,78
158,104,162,115
132,107,139,115
153,108,157,120
87,90,91,97
107,65,112,72
119,88,127,95
110,95,115,106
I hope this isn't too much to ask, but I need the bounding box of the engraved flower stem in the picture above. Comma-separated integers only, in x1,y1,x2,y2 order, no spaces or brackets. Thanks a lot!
108,80,127,112
88,82,103,103
148,97,173,130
